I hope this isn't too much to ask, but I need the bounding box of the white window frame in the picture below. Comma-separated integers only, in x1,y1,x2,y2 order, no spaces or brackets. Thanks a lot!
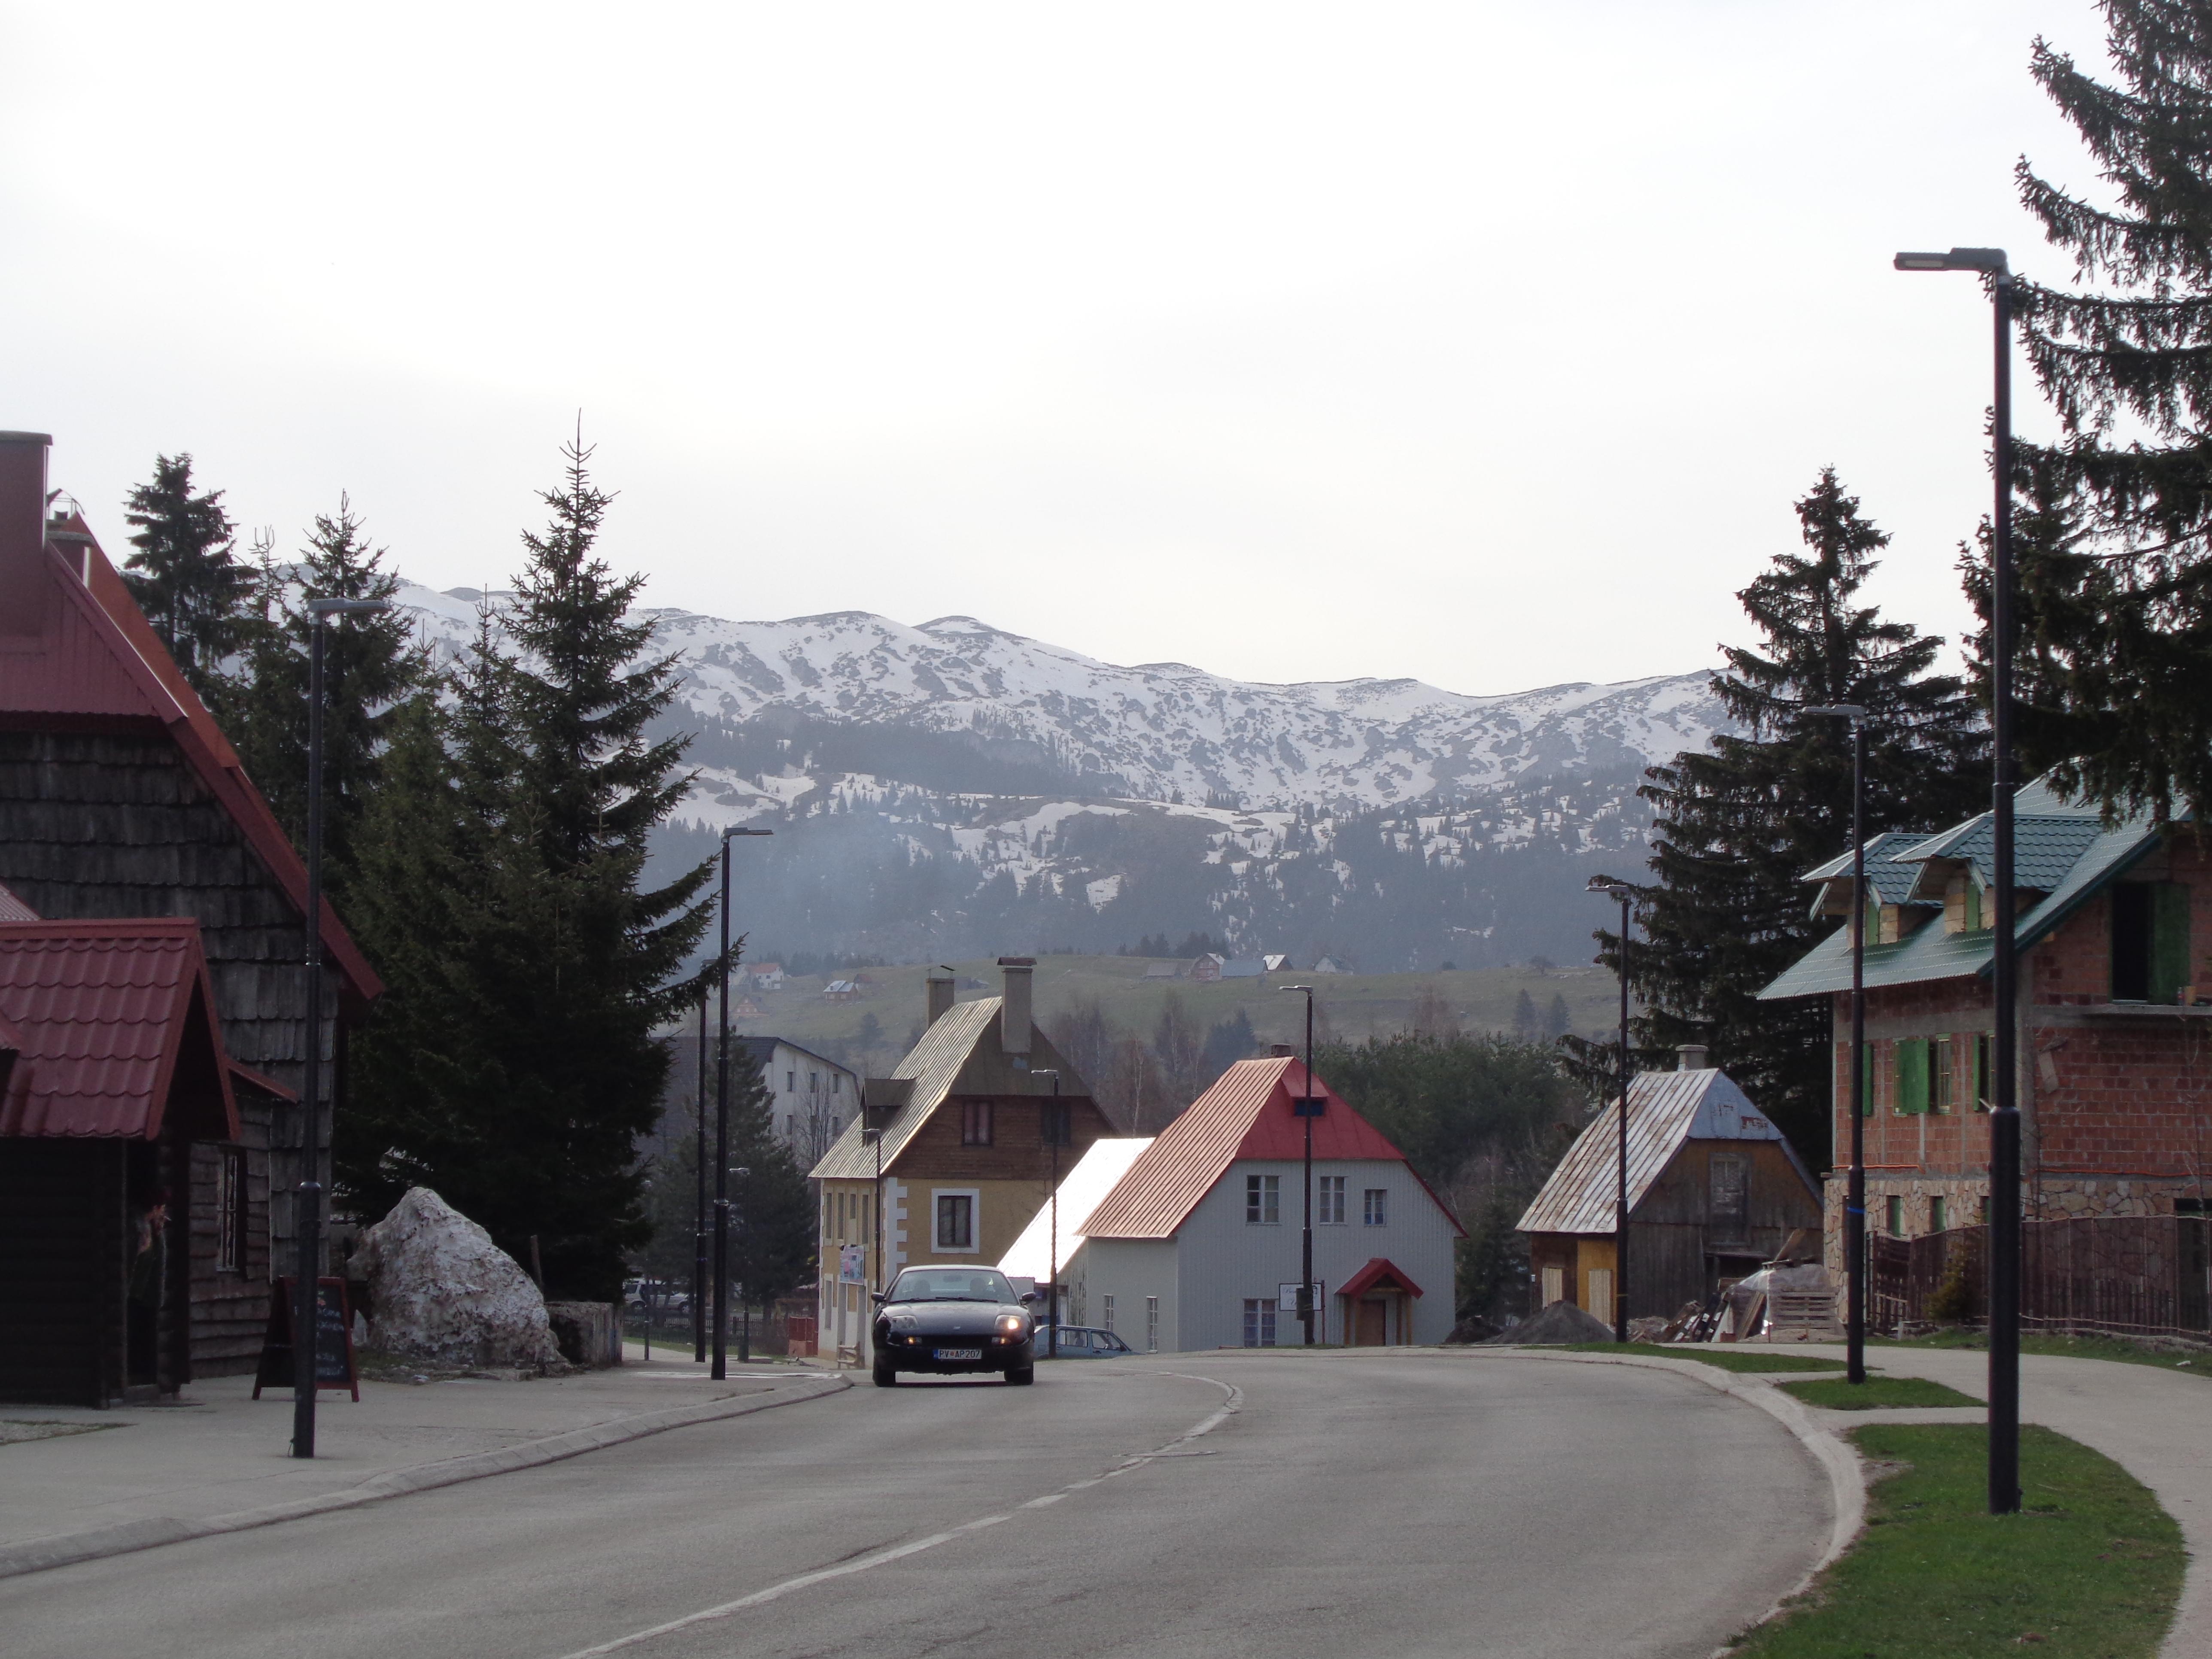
1102,1294,1116,1333
1363,1187,1388,1227
1245,1173,1280,1225
1146,1296,1159,1353
932,1188,981,1253
1241,1298,1277,1347
1318,1174,1346,1224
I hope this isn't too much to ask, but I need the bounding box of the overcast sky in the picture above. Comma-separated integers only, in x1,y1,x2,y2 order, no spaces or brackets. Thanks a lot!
2,3,2114,694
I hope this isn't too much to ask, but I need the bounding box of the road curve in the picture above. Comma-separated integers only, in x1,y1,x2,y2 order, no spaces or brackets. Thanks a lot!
0,1352,1828,1659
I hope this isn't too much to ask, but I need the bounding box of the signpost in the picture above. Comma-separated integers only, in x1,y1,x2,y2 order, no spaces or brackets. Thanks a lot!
253,1277,360,1402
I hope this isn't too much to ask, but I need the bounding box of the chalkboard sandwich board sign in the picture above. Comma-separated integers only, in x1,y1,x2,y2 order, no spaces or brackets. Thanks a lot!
252,1276,361,1401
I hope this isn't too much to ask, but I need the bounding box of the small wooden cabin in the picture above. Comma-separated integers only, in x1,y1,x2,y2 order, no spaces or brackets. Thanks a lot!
1518,1053,1821,1323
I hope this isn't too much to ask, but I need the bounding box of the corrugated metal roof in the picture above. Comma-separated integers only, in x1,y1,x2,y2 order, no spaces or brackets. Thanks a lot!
1516,1068,1814,1236
1802,831,1939,912
1080,1057,1464,1240
807,997,1097,1182
998,1137,1155,1279
0,528,381,1006
0,882,37,923
0,919,240,1140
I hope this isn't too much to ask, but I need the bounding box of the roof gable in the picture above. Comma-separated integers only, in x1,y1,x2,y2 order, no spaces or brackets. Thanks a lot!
0,918,242,1140
1080,1056,1463,1240
1516,1068,1815,1236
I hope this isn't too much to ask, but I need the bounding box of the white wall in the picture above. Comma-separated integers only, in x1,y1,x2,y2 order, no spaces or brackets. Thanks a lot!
1171,1159,1459,1349
1081,1239,1179,1352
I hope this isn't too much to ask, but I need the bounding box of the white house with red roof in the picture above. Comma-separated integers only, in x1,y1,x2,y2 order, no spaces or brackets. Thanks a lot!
1077,1053,1463,1350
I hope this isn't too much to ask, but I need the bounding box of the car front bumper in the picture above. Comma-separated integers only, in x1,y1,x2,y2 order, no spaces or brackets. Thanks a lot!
877,1336,1035,1374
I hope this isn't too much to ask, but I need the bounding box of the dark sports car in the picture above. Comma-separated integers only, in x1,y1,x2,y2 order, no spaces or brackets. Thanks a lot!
872,1267,1036,1386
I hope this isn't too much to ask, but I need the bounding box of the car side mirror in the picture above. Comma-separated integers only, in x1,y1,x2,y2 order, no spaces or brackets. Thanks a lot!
1020,1289,1041,1304
871,1291,887,1305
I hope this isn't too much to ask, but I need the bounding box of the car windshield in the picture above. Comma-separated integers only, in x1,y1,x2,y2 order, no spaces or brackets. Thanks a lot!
889,1269,1017,1304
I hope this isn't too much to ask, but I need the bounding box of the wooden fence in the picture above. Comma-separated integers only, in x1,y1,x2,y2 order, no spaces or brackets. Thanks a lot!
1869,1217,2212,1339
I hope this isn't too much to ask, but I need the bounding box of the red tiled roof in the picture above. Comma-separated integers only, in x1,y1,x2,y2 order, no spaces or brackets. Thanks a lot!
1080,1056,1464,1240
0,919,241,1140
1339,1257,1425,1299
0,523,381,1008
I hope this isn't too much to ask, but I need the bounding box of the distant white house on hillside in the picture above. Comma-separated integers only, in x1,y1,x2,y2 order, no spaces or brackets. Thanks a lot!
1074,1054,1462,1350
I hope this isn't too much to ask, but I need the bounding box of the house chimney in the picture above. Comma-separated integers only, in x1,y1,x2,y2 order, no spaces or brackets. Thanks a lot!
1677,1044,1710,1072
0,432,53,638
1269,1044,1295,1058
925,966,956,1028
997,957,1034,1057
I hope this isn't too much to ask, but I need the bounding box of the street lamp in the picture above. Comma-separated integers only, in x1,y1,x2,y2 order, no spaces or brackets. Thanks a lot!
293,595,392,1460
712,825,773,1381
1030,1070,1067,1358
1586,878,1633,1344
693,984,708,1362
1806,704,1870,1387
1278,985,1322,1346
1895,243,2023,1516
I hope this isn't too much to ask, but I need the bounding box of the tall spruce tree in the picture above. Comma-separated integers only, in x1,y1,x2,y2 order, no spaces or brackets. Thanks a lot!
226,497,420,894
2011,1,2212,818
1596,469,1987,1167
121,454,251,695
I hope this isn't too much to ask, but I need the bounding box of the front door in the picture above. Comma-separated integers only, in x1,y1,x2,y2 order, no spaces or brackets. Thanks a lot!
1355,1297,1387,1346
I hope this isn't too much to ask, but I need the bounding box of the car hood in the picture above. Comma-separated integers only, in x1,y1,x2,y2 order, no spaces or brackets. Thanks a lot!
878,1300,1027,1337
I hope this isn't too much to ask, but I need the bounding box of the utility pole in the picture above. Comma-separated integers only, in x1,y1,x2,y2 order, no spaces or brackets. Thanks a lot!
1587,878,1634,1344
1807,704,1870,1385
1279,985,1322,1344
712,826,772,1380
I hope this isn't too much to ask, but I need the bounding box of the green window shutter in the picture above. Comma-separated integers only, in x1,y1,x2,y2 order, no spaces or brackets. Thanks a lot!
1964,880,1982,931
1896,1038,1929,1115
2151,883,2192,1005
1858,1043,1875,1117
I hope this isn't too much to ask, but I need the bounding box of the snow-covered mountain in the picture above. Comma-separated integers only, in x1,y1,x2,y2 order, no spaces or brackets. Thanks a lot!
392,585,1729,968
397,585,1727,818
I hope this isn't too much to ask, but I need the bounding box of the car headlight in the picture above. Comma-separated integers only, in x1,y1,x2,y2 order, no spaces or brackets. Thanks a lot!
997,1314,1027,1338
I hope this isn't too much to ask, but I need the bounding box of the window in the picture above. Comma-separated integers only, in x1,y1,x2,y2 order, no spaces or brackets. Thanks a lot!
1709,1153,1748,1241
934,1191,976,1252
830,1116,840,1137
1245,1173,1279,1224
1242,1298,1277,1347
833,1073,842,1094
1974,1034,1993,1111
1146,1296,1159,1352
1363,1188,1388,1226
1894,1039,1931,1115
1841,1042,1875,1117
1931,1037,1954,1112
1930,1195,1948,1233
784,1115,795,1137
787,1071,796,1092
961,1100,994,1146
1886,1195,1904,1237
1041,1101,1071,1146
2113,882,2192,1003
1318,1175,1346,1224
215,1147,246,1273
1102,1294,1116,1333
809,1071,820,1094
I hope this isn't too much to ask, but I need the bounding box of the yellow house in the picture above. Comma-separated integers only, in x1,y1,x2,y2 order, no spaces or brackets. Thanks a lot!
808,958,1109,1364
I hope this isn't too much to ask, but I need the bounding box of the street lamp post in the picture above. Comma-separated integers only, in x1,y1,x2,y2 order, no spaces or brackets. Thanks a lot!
1807,704,1870,1387
1030,1070,1066,1357
1895,244,2022,1515
712,825,773,1381
693,985,708,1363
1586,878,1633,1344
1279,985,1321,1346
292,595,391,1460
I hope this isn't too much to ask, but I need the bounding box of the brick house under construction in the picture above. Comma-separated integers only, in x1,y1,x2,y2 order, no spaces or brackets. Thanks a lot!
1759,775,2211,1306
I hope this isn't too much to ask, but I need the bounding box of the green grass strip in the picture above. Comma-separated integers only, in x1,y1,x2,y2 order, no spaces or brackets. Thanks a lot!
1875,1328,2210,1379
1779,1375,1981,1410
1532,1342,1844,1373
1728,1424,2182,1657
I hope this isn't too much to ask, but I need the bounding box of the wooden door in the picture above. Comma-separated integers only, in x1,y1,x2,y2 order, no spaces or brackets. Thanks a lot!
1355,1297,1386,1346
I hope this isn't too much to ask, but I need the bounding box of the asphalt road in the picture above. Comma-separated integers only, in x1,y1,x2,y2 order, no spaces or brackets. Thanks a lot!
0,1353,1827,1659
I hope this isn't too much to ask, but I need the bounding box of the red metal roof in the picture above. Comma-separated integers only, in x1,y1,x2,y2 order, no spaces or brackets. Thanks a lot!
1080,1056,1465,1240
0,525,381,1008
1338,1257,1425,1300
0,919,241,1140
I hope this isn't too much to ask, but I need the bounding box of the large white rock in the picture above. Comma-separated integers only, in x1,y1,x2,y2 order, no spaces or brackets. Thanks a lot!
353,1188,565,1371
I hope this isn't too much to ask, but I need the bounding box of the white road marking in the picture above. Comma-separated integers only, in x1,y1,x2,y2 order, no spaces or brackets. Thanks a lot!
552,1373,1242,1659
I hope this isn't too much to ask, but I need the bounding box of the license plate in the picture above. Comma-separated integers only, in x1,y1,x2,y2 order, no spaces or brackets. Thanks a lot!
933,1347,983,1362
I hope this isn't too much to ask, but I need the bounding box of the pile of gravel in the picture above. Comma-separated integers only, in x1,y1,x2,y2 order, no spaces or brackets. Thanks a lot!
1481,1300,1616,1345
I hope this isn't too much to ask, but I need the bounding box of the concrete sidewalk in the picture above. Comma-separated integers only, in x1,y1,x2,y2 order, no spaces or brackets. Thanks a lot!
1706,1341,2210,1658
0,1348,845,1579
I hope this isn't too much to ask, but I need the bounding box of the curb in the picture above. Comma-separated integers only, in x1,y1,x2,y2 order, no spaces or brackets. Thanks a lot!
1480,1350,1863,1644
0,1372,851,1583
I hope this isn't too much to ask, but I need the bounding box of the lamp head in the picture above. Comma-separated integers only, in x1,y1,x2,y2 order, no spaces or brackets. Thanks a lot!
307,597,392,618
1804,703,1867,723
1586,876,1631,898
1893,246,2009,278
722,825,774,839
1278,984,1313,994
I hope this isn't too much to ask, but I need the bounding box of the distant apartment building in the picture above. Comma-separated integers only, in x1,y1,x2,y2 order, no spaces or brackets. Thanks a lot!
735,1038,858,1169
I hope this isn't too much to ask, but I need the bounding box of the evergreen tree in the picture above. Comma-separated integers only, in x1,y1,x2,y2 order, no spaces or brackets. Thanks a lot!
1598,470,1987,1167
121,454,251,695
226,496,420,894
1542,993,1572,1042
720,1042,815,1319
1200,1009,1258,1078
1511,988,1539,1042
2011,1,2212,818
